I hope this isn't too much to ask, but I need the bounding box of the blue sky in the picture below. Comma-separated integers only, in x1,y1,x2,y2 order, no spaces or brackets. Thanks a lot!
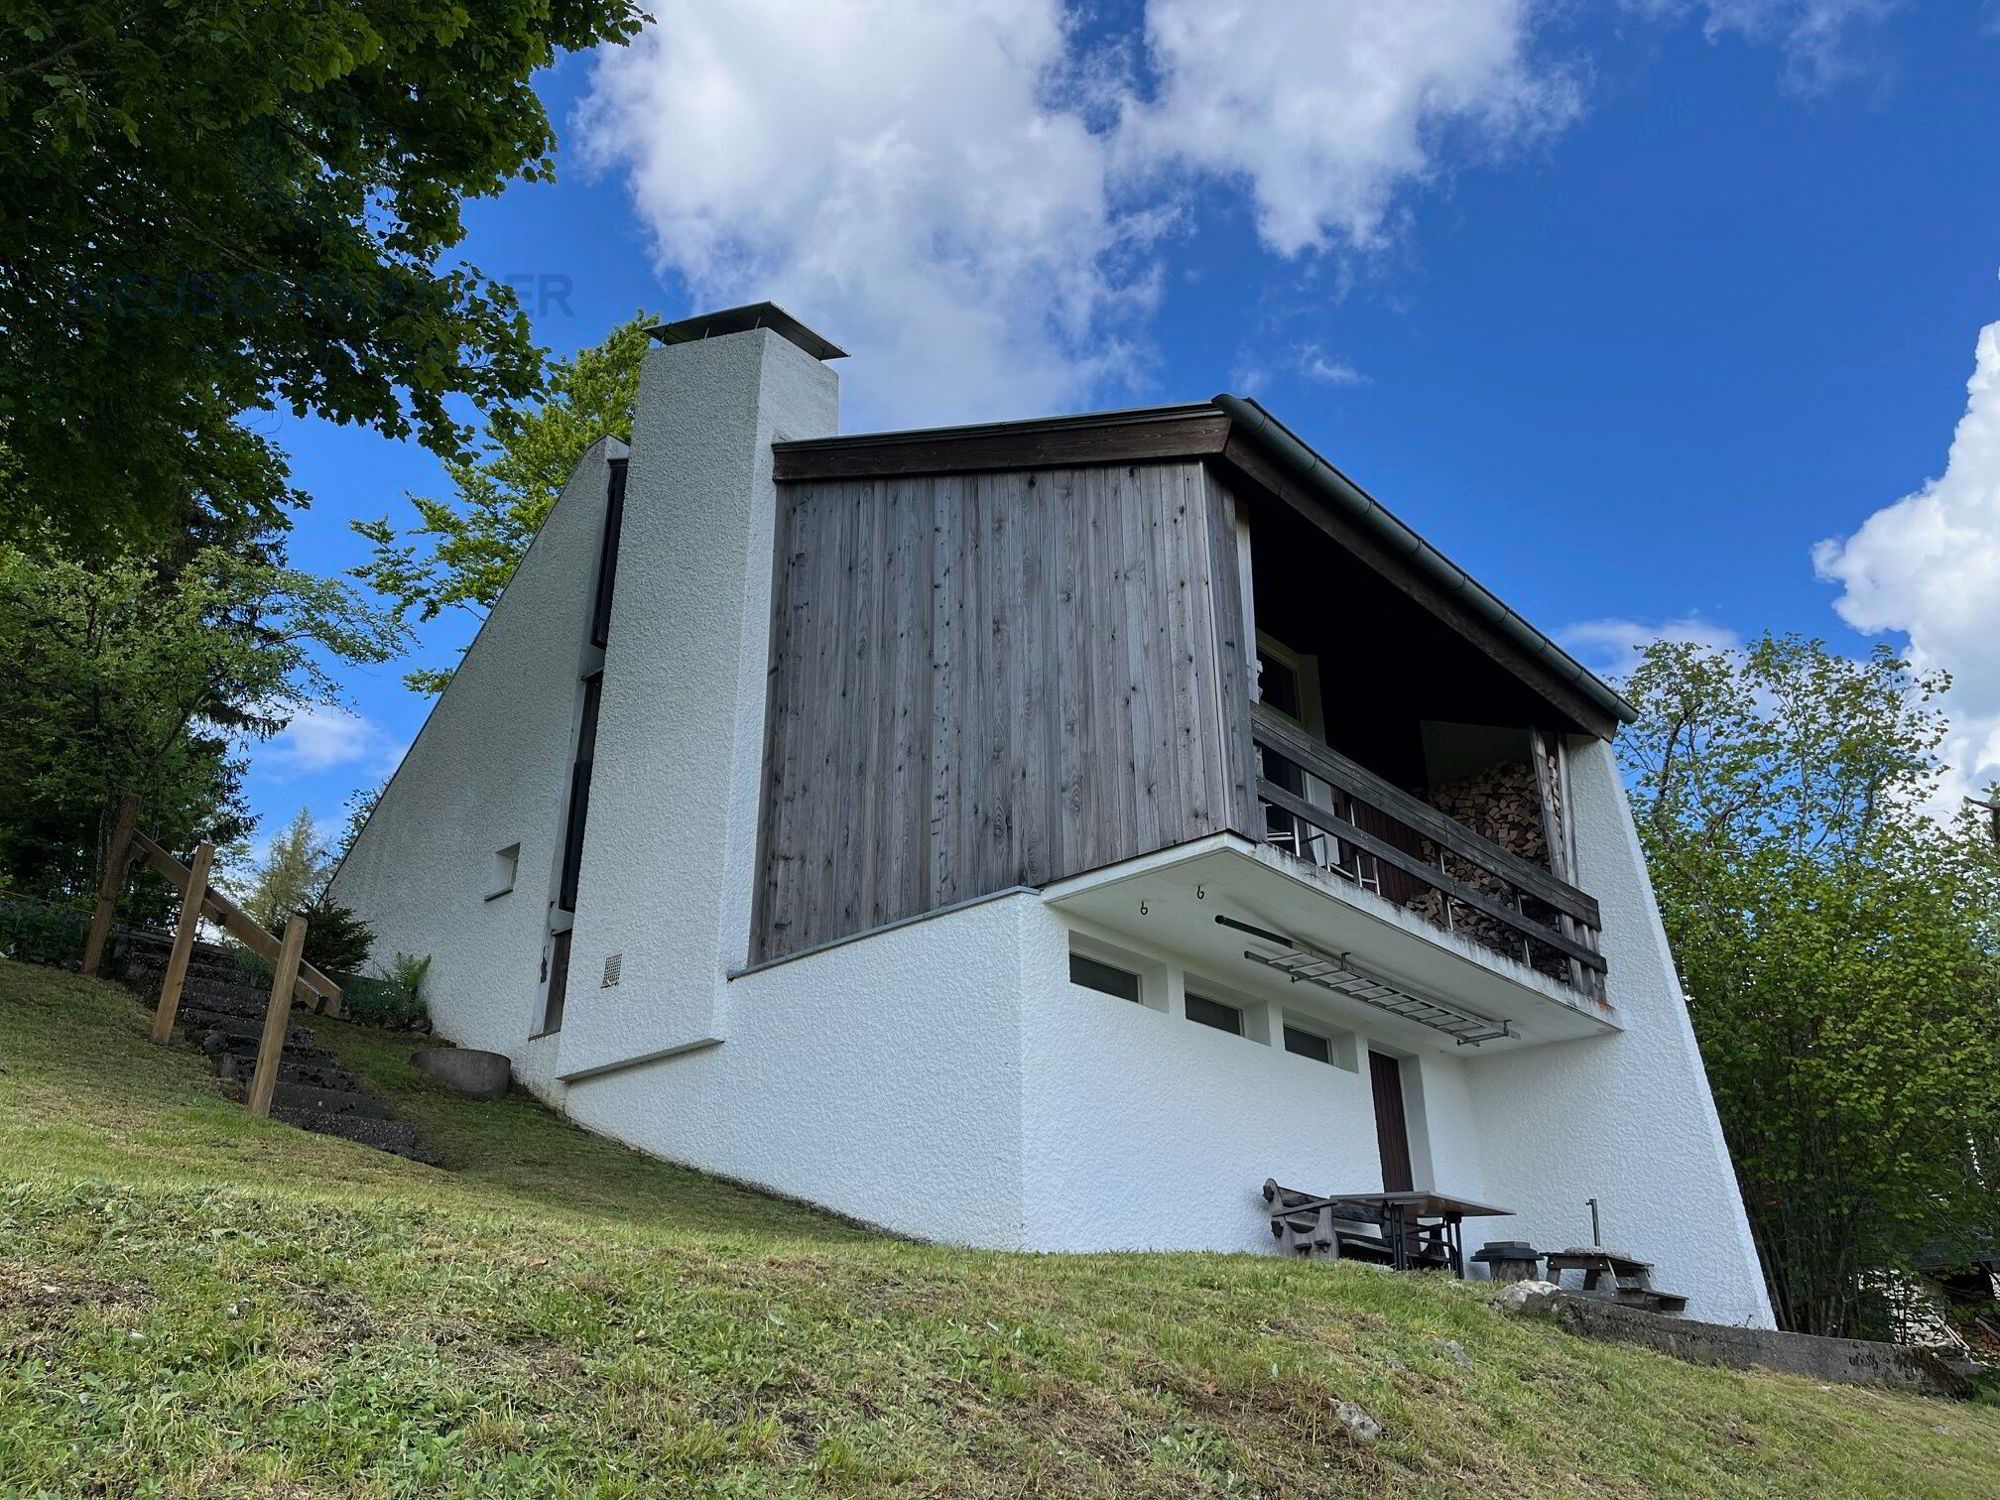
245,0,2000,853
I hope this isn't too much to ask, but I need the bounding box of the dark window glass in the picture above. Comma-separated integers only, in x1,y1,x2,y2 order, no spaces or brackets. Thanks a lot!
557,673,604,913
1283,1025,1333,1064
1184,993,1242,1035
542,928,573,1034
590,460,627,648
1069,953,1141,1002
1258,649,1302,721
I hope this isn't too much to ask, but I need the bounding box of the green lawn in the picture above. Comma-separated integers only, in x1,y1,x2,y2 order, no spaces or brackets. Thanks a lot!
2,958,1994,1497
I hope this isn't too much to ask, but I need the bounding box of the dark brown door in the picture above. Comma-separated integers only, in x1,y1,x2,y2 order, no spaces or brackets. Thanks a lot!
1370,1051,1414,1192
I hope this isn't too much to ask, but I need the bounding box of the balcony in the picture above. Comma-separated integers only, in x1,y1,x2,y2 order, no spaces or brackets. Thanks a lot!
1044,704,1615,1054
1249,703,1607,1004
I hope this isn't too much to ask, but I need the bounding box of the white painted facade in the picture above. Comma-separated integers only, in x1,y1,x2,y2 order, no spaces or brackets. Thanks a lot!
333,319,1775,1329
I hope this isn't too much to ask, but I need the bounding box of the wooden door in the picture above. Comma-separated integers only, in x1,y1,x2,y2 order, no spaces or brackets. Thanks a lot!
1370,1051,1415,1192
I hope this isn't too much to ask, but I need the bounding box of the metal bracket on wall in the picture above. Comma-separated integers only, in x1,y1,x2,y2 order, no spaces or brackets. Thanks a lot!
1216,913,1512,1047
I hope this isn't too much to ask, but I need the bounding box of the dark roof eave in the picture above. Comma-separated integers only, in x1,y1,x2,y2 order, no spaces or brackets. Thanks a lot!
1213,393,1638,728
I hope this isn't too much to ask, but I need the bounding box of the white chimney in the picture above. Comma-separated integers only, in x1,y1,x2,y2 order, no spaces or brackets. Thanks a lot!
561,304,842,1077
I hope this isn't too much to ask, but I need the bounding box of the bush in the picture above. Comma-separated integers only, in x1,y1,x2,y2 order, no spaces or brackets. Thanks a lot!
342,952,431,1030
0,893,92,969
298,898,374,976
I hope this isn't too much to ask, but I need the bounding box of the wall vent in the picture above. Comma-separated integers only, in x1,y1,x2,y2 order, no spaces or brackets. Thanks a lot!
601,952,623,988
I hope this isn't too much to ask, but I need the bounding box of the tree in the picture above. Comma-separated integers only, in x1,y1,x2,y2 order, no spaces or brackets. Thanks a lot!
1,0,645,547
234,807,332,933
1622,633,2000,1338
355,310,655,690
0,536,406,914
332,776,388,871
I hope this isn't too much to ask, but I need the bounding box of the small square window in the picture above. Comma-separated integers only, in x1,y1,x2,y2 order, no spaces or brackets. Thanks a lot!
1184,992,1243,1036
1258,649,1302,721
1070,953,1142,1003
1283,1024,1333,1064
486,843,520,901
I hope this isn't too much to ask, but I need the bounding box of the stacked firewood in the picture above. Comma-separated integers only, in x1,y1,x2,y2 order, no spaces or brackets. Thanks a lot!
1405,762,1568,978
1425,763,1549,867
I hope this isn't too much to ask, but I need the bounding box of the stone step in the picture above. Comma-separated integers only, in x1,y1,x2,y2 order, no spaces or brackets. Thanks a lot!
151,984,274,1022
185,1012,317,1050
213,1049,362,1094
129,950,263,981
277,1082,389,1118
134,966,340,1020
202,1032,342,1073
126,948,251,983
272,1108,431,1162
224,1079,389,1119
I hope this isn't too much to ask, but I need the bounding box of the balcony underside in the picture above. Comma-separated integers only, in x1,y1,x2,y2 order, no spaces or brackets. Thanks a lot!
1044,835,1620,1054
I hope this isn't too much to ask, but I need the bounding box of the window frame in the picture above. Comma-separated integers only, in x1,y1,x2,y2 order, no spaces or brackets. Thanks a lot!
1279,1013,1359,1071
1069,951,1143,1004
1183,990,1245,1037
485,842,521,902
1282,1022,1333,1064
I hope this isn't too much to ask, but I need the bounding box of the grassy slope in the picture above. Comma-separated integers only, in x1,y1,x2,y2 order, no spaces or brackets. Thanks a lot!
1,960,1994,1498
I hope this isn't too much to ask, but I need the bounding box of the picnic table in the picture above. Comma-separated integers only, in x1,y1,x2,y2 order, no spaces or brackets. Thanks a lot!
1263,1181,1512,1276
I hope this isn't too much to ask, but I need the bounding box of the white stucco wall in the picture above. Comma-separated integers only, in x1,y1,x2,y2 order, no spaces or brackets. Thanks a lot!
329,438,621,1065
1460,740,1775,1327
566,894,1033,1245
1411,1054,1487,1204
1018,906,1385,1252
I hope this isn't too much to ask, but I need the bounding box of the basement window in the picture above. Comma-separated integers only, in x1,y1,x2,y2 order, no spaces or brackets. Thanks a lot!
1283,1024,1332,1064
486,843,520,901
1184,992,1244,1036
1070,953,1142,1004
1281,1018,1359,1071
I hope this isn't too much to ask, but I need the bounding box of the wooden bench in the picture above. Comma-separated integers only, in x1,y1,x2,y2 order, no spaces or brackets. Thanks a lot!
1263,1182,1451,1269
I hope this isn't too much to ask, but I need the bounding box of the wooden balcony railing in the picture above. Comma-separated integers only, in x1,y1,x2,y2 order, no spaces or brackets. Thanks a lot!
1250,704,1607,1000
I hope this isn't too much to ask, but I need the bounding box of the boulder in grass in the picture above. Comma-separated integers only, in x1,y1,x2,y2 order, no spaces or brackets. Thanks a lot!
411,1046,511,1101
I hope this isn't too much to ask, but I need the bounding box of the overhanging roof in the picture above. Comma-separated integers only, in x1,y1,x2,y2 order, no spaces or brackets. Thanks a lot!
771,397,1636,735
1215,396,1637,729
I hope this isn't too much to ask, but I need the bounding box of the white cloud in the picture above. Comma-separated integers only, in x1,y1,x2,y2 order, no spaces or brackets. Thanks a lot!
1628,0,1902,93
579,0,1153,427
263,705,402,776
578,1,1874,429
1297,344,1370,387
1557,614,1743,680
1815,319,2000,805
579,0,1578,426
1123,0,1582,256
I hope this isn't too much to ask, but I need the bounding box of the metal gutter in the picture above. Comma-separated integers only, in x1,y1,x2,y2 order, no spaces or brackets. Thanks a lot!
1214,393,1638,727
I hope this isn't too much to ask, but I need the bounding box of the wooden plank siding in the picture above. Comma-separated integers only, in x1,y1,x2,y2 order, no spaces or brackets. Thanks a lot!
751,461,1256,964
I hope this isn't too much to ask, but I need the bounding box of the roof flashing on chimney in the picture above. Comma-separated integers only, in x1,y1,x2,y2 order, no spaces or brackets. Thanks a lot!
649,302,847,361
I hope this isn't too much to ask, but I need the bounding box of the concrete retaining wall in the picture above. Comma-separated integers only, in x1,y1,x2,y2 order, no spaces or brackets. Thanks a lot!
1514,1288,1974,1397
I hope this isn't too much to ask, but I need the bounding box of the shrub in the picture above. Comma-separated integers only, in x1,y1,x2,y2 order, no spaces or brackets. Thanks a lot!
0,893,92,969
298,898,374,976
343,952,431,1030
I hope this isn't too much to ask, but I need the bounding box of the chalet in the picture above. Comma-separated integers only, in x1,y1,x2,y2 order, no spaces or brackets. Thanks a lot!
332,304,1774,1326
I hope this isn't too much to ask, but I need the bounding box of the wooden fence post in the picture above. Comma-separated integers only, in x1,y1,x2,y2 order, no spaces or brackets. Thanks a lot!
151,840,215,1044
80,794,141,977
247,913,307,1118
